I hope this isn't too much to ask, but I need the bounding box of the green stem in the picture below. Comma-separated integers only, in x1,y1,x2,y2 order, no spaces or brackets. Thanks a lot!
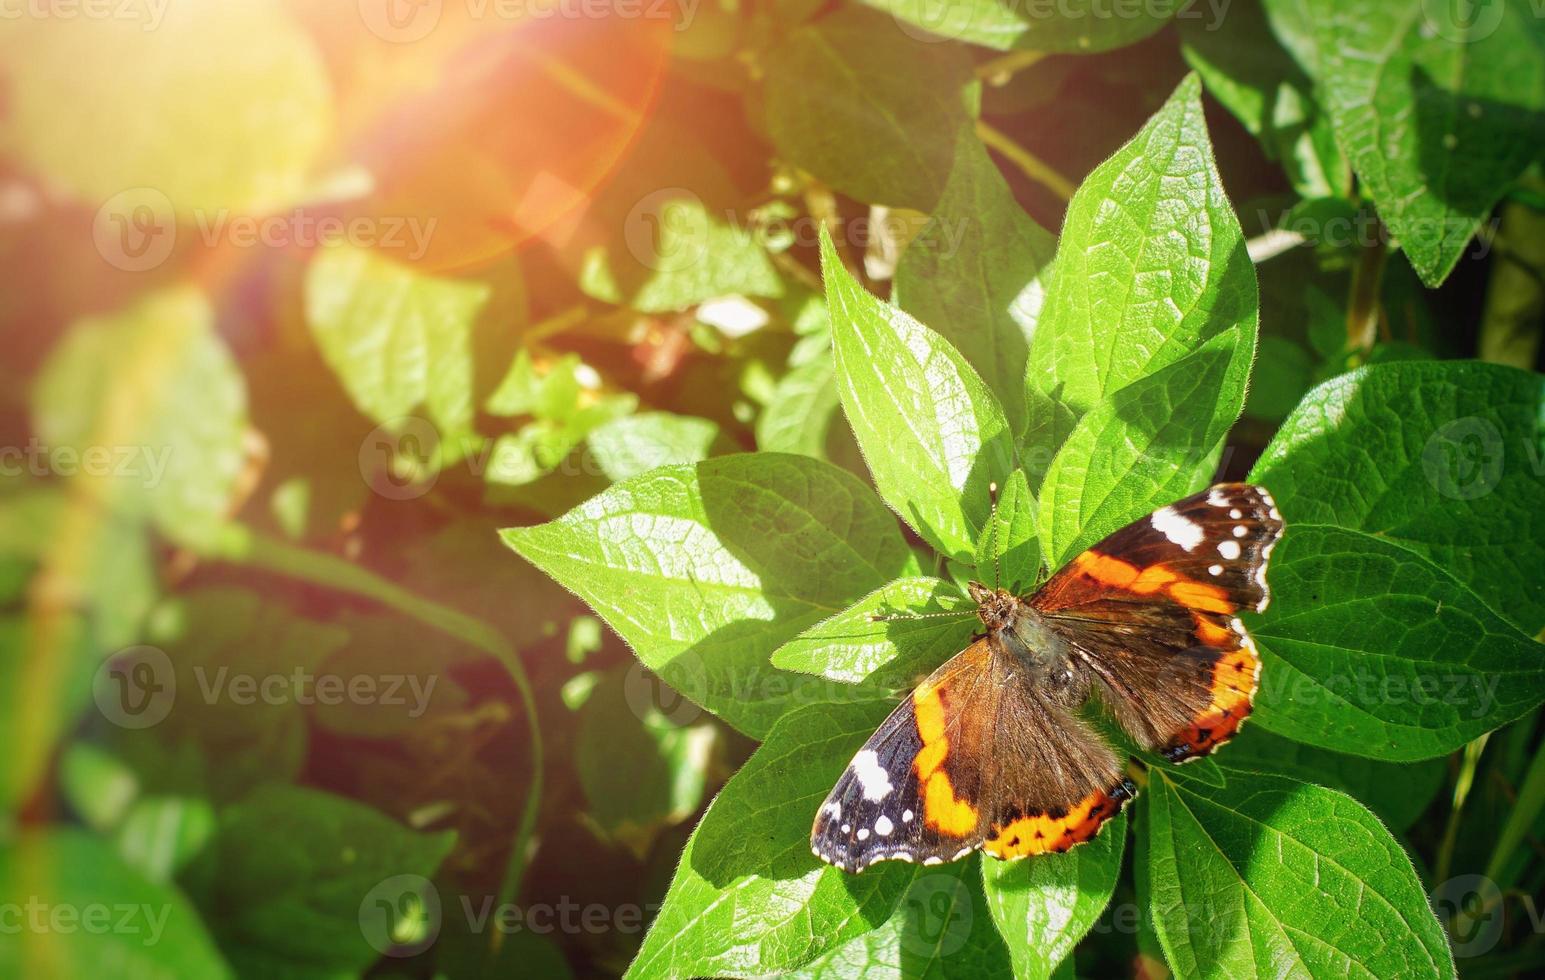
1435,734,1490,884
208,524,543,949
975,120,1076,202
1484,727,1545,889
1346,227,1389,357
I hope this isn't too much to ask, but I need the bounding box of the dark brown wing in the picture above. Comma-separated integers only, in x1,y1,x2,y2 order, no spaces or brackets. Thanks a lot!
1029,483,1284,763
812,637,1134,871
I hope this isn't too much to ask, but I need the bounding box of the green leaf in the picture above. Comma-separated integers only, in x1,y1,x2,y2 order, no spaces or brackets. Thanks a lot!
304,243,491,438
1180,1,1347,198
981,811,1127,979
1251,361,1545,635
0,829,232,979
0,615,98,815
1300,0,1545,285
115,795,217,884
757,357,847,461
193,784,455,974
94,588,349,803
974,468,1043,591
578,193,782,313
1023,74,1258,473
857,0,1172,54
0,4,330,214
1143,766,1454,979
626,699,917,979
31,286,249,550
763,6,978,210
894,129,1056,435
1248,524,1545,761
788,858,1013,979
586,412,730,482
503,453,919,737
1219,727,1444,832
574,669,718,859
771,576,975,688
822,227,1015,563
1037,327,1254,567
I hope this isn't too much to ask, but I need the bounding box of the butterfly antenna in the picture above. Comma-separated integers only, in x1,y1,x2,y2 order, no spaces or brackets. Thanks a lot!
868,609,977,623
987,481,1003,590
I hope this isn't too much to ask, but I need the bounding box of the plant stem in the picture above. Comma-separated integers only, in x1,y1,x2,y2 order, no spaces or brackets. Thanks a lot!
975,50,1046,82
975,120,1076,202
1478,200,1545,368
1435,733,1490,884
1345,227,1389,356
1484,727,1545,889
208,524,543,950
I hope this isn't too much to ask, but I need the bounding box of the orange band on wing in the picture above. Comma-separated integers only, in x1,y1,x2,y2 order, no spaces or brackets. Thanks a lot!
1163,638,1259,762
1073,552,1237,615
984,780,1135,858
912,681,980,837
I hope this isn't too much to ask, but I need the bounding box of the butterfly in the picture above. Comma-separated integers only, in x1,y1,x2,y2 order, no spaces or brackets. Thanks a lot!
811,483,1284,871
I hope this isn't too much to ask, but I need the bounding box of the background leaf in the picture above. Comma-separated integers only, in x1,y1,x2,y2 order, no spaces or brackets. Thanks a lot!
1299,0,1545,285
856,0,1173,55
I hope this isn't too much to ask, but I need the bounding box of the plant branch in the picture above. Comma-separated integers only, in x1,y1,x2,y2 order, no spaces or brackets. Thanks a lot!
976,120,1076,202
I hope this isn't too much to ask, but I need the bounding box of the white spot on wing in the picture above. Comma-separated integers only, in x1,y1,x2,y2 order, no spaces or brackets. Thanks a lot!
1152,506,1204,551
1218,540,1242,560
902,809,914,823
857,828,870,841
1229,508,1242,519
1233,525,1248,538
852,750,894,802
1208,488,1232,507
875,815,894,836
1208,564,1223,576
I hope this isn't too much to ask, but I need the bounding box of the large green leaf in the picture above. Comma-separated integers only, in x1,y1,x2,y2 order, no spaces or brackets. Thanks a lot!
762,6,978,210
1037,327,1253,567
304,243,490,439
856,0,1173,54
757,357,846,460
0,829,232,979
981,811,1127,979
788,858,1013,979
1299,0,1545,285
973,467,1044,591
1143,766,1454,979
1022,74,1258,473
31,286,249,551
1248,524,1545,760
1251,361,1545,635
894,129,1055,436
192,784,455,974
823,228,1016,563
626,700,917,979
503,453,919,737
585,412,730,482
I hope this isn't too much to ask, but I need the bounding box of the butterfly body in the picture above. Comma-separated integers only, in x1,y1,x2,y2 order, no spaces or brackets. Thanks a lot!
811,483,1283,872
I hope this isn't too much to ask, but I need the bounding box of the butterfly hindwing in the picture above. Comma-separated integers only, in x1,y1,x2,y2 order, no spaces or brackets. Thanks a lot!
1030,483,1284,762
812,637,1134,869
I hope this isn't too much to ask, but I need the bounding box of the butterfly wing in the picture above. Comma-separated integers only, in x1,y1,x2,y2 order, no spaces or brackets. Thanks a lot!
811,637,1135,870
1029,483,1284,763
